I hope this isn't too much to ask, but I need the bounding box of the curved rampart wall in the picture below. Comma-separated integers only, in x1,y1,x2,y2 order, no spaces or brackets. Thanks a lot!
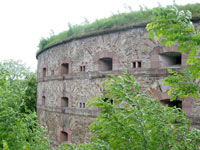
37,22,200,145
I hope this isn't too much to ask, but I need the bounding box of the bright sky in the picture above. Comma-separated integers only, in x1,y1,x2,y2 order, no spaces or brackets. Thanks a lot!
0,0,199,71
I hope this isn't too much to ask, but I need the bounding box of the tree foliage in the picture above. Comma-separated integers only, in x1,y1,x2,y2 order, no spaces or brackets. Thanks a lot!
0,60,37,112
59,73,200,150
146,5,200,100
0,60,49,150
21,72,37,113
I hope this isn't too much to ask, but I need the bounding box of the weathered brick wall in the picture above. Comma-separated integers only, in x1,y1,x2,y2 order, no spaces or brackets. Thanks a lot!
37,22,200,146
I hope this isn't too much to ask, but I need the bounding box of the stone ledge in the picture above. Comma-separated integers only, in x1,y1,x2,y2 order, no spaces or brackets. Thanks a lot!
37,105,99,117
38,67,183,82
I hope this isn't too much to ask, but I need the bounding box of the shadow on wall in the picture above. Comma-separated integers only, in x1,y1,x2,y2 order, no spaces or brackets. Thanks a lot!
99,57,112,71
159,52,181,68
160,99,182,109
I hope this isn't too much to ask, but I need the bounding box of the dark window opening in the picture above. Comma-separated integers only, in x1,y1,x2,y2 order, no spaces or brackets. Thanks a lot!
60,131,68,142
132,62,136,68
175,56,181,64
61,63,69,74
42,96,45,105
80,66,86,72
61,97,69,107
132,61,142,69
103,98,113,104
43,68,46,78
138,61,142,68
159,52,181,67
99,57,112,71
160,99,182,109
80,103,82,108
83,103,85,108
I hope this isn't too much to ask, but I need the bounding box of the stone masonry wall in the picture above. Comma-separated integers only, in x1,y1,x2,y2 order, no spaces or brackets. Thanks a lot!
37,22,200,146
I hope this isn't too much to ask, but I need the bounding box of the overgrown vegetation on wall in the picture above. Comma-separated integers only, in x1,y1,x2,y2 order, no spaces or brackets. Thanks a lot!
37,3,200,54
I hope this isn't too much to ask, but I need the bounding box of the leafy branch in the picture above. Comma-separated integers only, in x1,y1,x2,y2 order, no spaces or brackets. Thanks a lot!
146,5,200,100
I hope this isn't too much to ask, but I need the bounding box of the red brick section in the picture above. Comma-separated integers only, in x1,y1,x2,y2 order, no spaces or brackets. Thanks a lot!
59,57,73,74
56,92,73,113
181,53,188,67
62,92,73,108
61,97,69,107
150,46,188,68
93,50,119,71
150,46,161,68
150,90,192,117
182,97,193,117
57,127,72,143
41,64,48,80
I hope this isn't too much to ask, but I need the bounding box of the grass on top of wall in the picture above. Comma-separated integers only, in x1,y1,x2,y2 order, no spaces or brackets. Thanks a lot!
37,3,200,54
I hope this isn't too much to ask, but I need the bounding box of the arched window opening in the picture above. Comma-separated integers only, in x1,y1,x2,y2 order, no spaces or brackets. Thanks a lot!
83,103,85,108
42,68,46,78
99,57,112,71
159,52,181,67
60,131,68,142
61,97,69,107
61,63,69,74
160,99,182,109
42,96,46,105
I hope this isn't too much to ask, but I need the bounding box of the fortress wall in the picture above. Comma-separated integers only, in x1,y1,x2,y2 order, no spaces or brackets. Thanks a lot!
37,27,159,79
37,22,200,145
